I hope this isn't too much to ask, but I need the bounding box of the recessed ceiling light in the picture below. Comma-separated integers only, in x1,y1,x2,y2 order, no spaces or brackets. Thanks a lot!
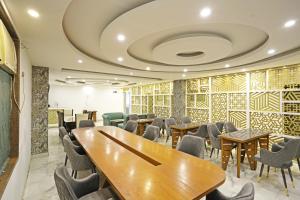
114,78,118,80
78,59,83,63
284,20,296,28
225,64,230,68
267,49,276,55
117,34,126,42
200,7,212,18
27,9,39,18
117,57,124,62
67,76,71,79
106,80,110,82
130,72,134,75
183,68,188,72
241,69,247,72
146,67,151,70
182,74,186,77
82,79,86,82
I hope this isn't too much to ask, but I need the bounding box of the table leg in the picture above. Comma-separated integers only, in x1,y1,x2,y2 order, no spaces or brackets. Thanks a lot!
138,123,145,136
245,140,257,170
221,138,233,171
172,129,181,149
237,143,241,178
259,135,269,150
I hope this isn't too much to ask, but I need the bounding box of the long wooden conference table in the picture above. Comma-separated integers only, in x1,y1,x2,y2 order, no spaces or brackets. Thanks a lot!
73,126,225,200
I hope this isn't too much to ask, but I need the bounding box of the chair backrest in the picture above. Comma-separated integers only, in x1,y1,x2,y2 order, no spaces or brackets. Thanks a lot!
207,123,221,148
54,166,79,200
59,126,69,144
165,118,176,129
79,120,95,128
151,117,164,129
277,139,300,163
128,114,139,121
147,113,156,119
195,124,208,138
216,121,225,133
143,125,160,142
124,120,138,133
75,113,89,128
224,122,238,133
57,111,64,127
63,135,82,170
181,116,192,124
177,135,205,158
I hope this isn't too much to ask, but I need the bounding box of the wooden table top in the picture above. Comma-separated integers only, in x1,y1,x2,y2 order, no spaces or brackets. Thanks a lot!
220,129,271,143
73,126,225,200
170,122,202,131
137,118,154,124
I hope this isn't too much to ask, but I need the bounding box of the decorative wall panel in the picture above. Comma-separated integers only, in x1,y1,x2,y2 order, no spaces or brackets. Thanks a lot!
284,115,300,136
187,94,195,107
187,108,209,122
132,86,141,95
250,112,284,134
196,94,209,108
229,93,246,110
250,71,266,91
250,92,280,112
131,105,140,114
164,95,170,106
155,95,163,106
228,111,246,129
154,106,170,118
283,91,300,101
187,79,199,93
142,106,147,114
212,93,227,122
283,103,300,113
268,65,300,90
212,74,246,92
159,82,170,94
148,96,153,113
142,84,153,95
142,96,147,105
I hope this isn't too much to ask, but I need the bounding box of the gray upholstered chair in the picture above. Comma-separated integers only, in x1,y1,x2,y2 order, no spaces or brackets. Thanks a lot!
255,138,300,195
54,166,117,200
142,125,160,142
128,114,139,121
224,121,238,133
207,123,234,159
272,137,300,171
147,113,156,119
63,135,94,178
176,135,205,159
216,121,225,133
165,118,176,143
181,116,192,124
124,120,138,134
57,111,64,128
151,117,164,130
79,120,95,128
206,182,255,200
187,124,208,152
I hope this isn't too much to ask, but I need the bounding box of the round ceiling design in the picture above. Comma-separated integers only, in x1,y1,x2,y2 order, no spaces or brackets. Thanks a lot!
62,0,300,73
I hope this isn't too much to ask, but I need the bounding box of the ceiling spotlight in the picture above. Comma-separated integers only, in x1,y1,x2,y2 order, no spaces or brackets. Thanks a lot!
284,20,296,28
267,49,276,55
114,78,118,80
241,69,247,72
78,59,83,63
146,67,151,70
82,79,86,82
130,72,134,75
182,74,186,77
117,34,126,42
200,7,212,18
117,57,124,62
183,68,188,72
106,80,110,82
225,64,230,68
67,76,71,79
27,9,39,18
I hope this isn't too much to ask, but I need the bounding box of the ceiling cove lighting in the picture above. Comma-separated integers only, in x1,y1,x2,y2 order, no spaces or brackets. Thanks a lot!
224,64,230,68
284,20,296,28
267,49,276,55
117,57,124,62
117,34,126,42
183,68,188,72
27,9,40,18
78,59,83,63
200,7,212,18
146,67,151,70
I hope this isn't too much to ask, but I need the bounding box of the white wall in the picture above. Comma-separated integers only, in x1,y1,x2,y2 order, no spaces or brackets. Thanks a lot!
49,84,124,119
1,49,32,200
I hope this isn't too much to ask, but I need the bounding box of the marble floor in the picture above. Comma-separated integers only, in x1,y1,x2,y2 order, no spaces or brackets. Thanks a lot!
23,125,300,200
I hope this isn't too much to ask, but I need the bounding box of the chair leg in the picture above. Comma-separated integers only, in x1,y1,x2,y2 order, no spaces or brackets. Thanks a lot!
74,171,77,179
267,166,270,177
287,167,295,188
71,170,74,177
165,135,169,143
281,168,289,196
230,152,234,160
64,155,68,166
241,150,245,163
204,142,208,153
217,149,219,158
210,148,215,158
257,163,264,182
297,158,300,171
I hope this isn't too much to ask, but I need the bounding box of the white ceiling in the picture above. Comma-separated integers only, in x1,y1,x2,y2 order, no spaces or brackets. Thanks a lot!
4,0,300,86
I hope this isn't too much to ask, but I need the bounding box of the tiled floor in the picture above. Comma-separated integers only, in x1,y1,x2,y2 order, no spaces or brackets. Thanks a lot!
23,125,300,200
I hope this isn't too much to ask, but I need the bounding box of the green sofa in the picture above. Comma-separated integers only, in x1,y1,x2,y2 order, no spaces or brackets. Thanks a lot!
102,112,128,126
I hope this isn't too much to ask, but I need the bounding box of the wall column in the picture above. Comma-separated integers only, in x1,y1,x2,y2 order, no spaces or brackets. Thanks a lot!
172,80,186,121
31,66,49,154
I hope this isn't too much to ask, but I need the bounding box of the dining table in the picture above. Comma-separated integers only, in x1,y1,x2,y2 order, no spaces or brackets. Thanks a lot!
170,123,202,148
72,126,226,200
220,128,270,178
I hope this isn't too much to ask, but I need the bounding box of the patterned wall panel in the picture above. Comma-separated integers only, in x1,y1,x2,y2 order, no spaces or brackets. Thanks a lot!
268,65,300,90
212,74,246,92
250,112,284,134
142,106,147,114
250,92,280,112
159,82,170,94
187,79,199,93
148,96,154,113
250,71,266,91
212,93,227,122
142,96,147,105
132,86,141,95
187,94,195,107
187,108,209,122
142,84,154,95
131,105,140,114
155,95,163,106
229,111,247,129
229,93,246,110
154,106,170,118
164,95,170,106
196,94,209,108
284,103,300,113
283,91,300,101
284,115,300,136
